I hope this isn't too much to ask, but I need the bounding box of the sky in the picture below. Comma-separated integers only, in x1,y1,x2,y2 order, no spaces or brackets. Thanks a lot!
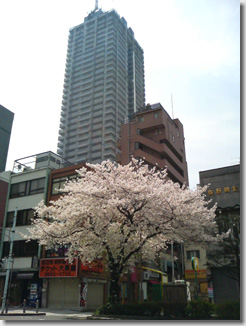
0,0,240,190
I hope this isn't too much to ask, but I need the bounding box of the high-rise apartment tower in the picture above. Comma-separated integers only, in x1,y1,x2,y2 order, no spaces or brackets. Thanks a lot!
0,104,14,172
57,6,145,164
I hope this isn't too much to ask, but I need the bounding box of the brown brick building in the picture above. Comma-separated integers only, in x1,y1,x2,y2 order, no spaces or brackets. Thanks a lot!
41,163,108,311
118,103,189,186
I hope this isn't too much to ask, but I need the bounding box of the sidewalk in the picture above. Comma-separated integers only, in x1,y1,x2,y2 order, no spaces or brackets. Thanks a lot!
0,307,94,319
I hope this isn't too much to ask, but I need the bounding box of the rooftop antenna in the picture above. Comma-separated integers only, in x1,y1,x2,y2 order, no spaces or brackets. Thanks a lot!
95,0,98,10
171,94,174,119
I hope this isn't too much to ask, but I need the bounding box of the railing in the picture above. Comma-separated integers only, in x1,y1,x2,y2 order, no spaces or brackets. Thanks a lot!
2,299,40,314
12,151,72,173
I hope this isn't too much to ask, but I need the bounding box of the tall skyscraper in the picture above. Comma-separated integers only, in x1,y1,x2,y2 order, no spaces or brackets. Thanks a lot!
0,104,14,172
57,5,145,164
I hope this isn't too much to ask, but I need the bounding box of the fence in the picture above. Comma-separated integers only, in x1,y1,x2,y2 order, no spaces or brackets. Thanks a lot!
163,285,187,304
1,299,40,314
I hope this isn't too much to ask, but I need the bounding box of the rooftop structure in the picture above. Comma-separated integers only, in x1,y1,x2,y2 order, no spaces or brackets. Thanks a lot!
12,151,71,174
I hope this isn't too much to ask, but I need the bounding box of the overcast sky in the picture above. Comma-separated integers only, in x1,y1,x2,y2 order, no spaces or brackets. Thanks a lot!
0,0,240,189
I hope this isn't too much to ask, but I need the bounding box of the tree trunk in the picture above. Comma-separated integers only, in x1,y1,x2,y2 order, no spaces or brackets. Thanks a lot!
108,264,121,304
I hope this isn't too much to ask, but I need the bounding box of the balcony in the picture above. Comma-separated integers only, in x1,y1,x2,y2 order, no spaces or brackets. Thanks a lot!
57,141,64,149
135,135,183,167
134,149,185,185
59,129,65,136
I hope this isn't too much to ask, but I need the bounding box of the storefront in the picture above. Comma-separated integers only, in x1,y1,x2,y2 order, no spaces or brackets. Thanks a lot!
6,271,41,307
40,257,79,308
40,257,107,310
185,269,209,300
80,260,106,311
48,278,80,308
80,278,106,310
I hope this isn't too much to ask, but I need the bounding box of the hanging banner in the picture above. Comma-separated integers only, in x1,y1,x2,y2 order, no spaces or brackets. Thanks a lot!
80,281,88,307
39,258,78,278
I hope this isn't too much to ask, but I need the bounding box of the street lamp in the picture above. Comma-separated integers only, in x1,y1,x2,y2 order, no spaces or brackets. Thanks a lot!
1,207,17,314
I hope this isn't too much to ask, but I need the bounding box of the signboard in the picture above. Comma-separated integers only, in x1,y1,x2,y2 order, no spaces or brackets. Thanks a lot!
129,266,138,282
208,287,214,298
39,258,78,278
81,260,103,273
191,257,199,271
185,269,207,279
200,282,208,294
143,269,160,280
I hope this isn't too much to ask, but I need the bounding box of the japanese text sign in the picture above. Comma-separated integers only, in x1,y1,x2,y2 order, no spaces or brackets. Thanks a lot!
39,258,78,278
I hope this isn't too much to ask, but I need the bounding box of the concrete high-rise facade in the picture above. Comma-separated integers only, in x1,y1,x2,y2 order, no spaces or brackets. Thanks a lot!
57,7,145,164
0,105,14,172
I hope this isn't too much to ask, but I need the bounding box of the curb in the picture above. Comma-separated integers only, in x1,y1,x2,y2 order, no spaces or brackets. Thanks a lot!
1,313,46,316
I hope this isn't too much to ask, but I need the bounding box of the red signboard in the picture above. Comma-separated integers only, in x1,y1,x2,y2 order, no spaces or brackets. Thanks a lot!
39,258,78,278
81,260,103,273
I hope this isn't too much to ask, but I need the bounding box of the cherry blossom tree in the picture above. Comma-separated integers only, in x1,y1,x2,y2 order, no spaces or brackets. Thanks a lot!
27,159,219,304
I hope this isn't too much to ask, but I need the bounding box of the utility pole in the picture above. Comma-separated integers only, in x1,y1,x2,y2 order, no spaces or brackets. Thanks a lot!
180,242,184,279
171,241,175,283
139,230,144,303
1,207,17,314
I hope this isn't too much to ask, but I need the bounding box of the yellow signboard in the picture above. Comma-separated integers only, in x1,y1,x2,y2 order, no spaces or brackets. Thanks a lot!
185,269,207,279
191,257,199,271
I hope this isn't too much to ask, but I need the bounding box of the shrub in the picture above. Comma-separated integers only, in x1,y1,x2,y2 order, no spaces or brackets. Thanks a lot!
95,302,162,317
95,302,188,318
185,300,215,319
163,302,187,318
215,301,240,320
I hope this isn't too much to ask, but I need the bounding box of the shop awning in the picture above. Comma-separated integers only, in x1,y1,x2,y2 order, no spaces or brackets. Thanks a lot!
16,273,34,280
148,280,160,284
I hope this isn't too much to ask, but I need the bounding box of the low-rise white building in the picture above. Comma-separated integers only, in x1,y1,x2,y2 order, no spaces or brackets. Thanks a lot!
0,152,70,307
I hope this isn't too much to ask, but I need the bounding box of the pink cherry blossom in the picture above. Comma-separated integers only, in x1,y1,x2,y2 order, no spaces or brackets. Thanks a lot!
26,158,219,303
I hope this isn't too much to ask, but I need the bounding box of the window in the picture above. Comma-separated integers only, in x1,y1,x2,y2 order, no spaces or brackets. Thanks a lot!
172,135,175,143
6,209,34,227
137,116,144,122
10,182,26,198
29,178,45,195
10,178,45,198
186,250,200,260
2,240,39,258
45,245,70,258
51,174,78,195
161,259,167,272
154,112,159,119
